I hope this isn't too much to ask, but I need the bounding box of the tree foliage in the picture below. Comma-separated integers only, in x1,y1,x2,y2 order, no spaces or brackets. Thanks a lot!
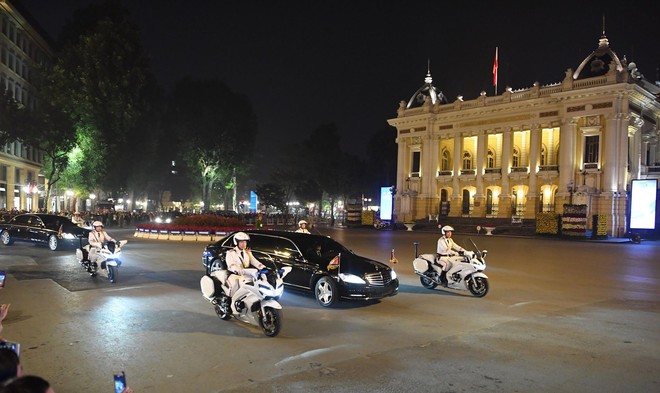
164,78,258,210
255,183,287,213
52,0,152,193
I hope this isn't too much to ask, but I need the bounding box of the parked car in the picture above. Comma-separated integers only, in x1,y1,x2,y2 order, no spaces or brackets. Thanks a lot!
0,213,91,251
202,230,399,307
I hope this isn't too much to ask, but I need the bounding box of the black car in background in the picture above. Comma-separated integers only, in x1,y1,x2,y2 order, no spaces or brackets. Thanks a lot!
202,230,399,307
0,213,91,251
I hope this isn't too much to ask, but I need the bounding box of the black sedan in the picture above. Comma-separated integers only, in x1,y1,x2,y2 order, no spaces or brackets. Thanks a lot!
0,213,91,251
202,230,399,307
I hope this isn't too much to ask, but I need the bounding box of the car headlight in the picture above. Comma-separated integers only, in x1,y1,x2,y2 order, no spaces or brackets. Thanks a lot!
390,269,397,280
339,273,366,284
62,233,76,240
155,217,162,223
165,218,172,223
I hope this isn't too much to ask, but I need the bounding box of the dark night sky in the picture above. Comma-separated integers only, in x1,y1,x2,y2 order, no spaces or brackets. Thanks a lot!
16,0,660,164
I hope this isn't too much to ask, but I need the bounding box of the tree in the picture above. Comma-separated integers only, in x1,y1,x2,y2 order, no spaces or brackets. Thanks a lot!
0,89,20,146
52,0,152,193
17,86,76,212
255,183,287,213
164,78,258,210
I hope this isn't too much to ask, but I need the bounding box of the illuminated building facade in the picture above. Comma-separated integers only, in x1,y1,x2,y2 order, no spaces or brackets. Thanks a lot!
388,33,660,237
0,0,51,211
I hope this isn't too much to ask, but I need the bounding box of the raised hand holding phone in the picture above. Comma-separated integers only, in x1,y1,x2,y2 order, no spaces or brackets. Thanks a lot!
113,371,126,393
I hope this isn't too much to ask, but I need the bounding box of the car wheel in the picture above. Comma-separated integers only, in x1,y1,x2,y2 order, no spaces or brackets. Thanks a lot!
0,231,13,246
315,276,339,307
48,235,59,251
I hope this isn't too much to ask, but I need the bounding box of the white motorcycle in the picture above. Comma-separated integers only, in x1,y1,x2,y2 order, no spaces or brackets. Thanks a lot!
76,239,127,284
200,266,291,337
412,239,489,297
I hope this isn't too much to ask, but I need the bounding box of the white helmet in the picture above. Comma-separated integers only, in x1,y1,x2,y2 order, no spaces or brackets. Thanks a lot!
441,225,454,235
233,231,250,245
298,220,308,227
92,221,104,228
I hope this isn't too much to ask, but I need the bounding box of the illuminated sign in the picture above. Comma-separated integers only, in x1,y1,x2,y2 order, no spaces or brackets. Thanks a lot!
630,179,657,229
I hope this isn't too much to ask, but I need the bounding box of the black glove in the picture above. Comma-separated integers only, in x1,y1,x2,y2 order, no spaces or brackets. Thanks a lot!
458,251,464,256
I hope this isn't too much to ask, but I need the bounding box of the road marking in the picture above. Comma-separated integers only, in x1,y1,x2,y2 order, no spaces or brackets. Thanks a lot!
275,345,349,366
103,284,164,292
510,301,535,307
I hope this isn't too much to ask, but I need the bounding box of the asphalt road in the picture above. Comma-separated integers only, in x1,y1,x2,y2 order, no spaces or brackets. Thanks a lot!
1,227,658,392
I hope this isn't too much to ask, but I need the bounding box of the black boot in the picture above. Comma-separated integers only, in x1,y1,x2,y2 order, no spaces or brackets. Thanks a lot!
440,271,448,286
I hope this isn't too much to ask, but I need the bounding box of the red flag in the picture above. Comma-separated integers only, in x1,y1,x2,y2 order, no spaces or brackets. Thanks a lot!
492,47,498,86
327,253,340,270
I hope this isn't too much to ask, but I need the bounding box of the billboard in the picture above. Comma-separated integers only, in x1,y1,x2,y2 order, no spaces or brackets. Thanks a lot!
250,191,258,213
630,179,657,229
380,187,392,220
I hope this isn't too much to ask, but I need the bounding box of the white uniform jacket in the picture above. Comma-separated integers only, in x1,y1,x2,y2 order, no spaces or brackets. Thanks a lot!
226,247,265,275
436,236,465,256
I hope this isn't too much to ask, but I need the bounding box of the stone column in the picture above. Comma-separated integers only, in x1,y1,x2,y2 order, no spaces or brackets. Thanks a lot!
526,124,541,218
498,128,512,217
629,125,641,179
395,136,406,219
557,118,577,213
474,130,486,217
450,134,463,217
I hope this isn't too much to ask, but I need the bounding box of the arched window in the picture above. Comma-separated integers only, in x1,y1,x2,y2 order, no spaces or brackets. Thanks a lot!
441,149,451,171
462,151,472,170
512,146,520,167
487,149,495,168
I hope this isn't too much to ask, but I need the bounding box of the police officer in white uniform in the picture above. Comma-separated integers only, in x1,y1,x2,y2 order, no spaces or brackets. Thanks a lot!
88,221,116,265
436,225,465,285
225,232,266,297
295,220,310,233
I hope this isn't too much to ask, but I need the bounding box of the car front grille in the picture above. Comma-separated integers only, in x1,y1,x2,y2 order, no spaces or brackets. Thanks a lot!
364,271,393,286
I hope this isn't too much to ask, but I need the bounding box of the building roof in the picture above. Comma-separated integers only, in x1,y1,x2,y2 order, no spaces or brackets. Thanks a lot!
573,32,623,80
406,65,448,109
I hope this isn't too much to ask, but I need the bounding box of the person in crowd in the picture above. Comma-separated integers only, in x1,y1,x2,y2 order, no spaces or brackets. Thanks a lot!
295,220,310,233
436,225,465,285
0,349,21,385
0,375,55,393
225,232,266,298
88,221,117,274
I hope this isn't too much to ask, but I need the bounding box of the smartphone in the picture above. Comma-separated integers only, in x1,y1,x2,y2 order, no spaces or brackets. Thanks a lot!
0,340,20,356
113,371,126,393
0,271,6,288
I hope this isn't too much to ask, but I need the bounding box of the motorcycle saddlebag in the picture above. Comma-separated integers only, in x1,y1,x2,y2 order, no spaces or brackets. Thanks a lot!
200,272,227,299
413,257,433,273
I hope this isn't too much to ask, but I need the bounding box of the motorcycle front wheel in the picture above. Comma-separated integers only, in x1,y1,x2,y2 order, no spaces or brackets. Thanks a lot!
420,275,438,289
108,265,118,283
467,276,489,297
259,307,282,337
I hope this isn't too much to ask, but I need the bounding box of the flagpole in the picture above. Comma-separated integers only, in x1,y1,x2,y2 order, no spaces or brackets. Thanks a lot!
493,46,498,96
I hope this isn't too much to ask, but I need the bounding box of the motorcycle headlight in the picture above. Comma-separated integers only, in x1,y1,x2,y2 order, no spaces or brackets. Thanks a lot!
155,217,162,223
339,273,366,284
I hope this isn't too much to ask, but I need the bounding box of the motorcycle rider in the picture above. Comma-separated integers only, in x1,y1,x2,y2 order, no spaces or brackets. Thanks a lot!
436,225,465,285
226,232,266,301
295,220,310,233
88,221,116,273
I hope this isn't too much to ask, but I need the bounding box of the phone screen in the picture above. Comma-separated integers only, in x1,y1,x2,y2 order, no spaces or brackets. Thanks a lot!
0,271,6,288
0,341,19,356
113,371,126,393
